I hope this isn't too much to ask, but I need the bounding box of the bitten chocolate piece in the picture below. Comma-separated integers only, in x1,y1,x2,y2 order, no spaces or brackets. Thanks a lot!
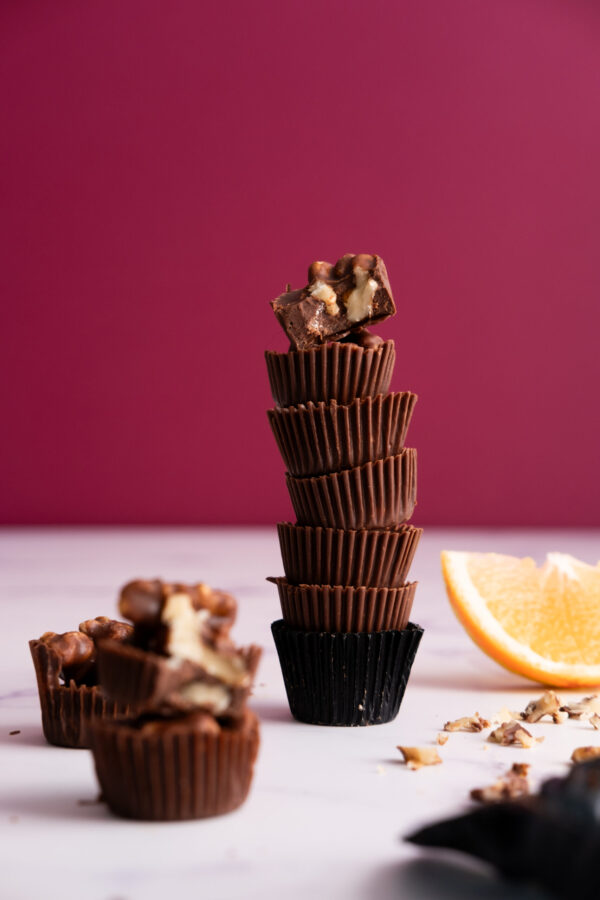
271,254,395,349
100,582,261,718
29,617,133,748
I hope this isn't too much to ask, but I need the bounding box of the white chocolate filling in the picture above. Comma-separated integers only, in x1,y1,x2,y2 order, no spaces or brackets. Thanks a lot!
178,681,231,714
345,266,379,323
162,593,248,686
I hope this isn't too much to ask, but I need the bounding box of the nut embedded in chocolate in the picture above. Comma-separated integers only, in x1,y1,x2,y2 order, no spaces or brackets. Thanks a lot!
101,584,261,718
119,578,237,646
271,253,395,349
30,617,132,748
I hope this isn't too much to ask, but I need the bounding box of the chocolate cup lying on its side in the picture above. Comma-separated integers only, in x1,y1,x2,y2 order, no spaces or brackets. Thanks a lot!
90,711,260,821
277,522,422,587
269,577,417,633
271,620,423,727
96,639,262,716
29,640,129,748
265,339,395,407
267,392,417,477
286,450,417,530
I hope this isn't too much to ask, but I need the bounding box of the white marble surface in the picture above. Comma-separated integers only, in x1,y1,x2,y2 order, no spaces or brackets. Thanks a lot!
2,527,600,900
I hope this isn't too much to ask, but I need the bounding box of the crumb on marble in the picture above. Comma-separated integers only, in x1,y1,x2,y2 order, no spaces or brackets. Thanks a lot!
571,745,600,764
488,720,543,748
444,713,490,732
397,745,442,770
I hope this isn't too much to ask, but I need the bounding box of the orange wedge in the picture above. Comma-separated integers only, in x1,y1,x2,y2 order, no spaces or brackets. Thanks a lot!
441,551,600,687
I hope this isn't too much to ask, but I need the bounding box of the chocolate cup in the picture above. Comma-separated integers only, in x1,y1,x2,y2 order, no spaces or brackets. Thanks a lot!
271,620,423,726
267,392,417,477
265,339,395,407
97,639,262,716
269,577,417,633
286,450,417,530
29,640,128,748
90,712,260,820
277,523,422,587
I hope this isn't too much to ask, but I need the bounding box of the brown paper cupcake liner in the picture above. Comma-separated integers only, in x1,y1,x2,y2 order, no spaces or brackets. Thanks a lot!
286,450,417,530
269,577,417,632
29,640,128,748
267,392,417,477
90,711,260,820
97,640,262,716
265,339,395,407
277,522,422,587
271,620,423,726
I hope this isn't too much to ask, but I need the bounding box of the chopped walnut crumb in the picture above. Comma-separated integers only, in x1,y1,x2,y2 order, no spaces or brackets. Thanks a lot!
591,714,600,731
444,712,490,733
436,733,449,745
571,745,600,764
470,763,531,804
489,719,543,748
521,690,564,723
397,746,442,770
560,695,600,720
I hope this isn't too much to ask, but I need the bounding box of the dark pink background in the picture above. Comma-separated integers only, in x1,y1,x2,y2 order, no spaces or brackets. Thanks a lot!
2,1,600,526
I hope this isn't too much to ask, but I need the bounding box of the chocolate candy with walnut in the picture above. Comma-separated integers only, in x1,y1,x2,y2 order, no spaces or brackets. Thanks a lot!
271,254,395,349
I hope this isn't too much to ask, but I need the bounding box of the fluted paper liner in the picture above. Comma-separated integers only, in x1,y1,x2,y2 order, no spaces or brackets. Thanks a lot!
97,640,262,715
267,392,417,477
277,522,422,587
269,577,417,633
265,340,395,407
91,712,260,820
286,450,417,530
271,620,423,726
29,639,128,748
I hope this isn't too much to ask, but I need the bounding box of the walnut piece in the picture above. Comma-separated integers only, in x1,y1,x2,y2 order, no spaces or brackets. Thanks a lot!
436,733,449,745
444,712,490,732
560,695,600,720
520,690,564,723
470,763,531,804
397,746,443,770
489,719,543,748
591,714,600,731
571,745,600,764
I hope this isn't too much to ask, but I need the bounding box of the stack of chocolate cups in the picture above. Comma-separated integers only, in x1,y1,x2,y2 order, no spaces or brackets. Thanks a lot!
266,337,424,726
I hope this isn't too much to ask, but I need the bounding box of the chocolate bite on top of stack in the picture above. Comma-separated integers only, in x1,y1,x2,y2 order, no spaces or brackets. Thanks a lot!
266,253,424,727
89,578,261,820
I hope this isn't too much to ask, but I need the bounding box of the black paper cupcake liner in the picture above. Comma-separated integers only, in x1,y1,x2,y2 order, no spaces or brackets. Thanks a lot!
265,340,395,407
269,577,417,633
286,450,417,530
267,392,417,477
90,712,260,820
277,522,422,587
271,620,423,726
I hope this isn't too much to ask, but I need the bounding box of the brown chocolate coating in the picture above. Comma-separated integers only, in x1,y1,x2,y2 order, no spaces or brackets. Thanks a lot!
119,579,236,638
37,618,132,686
339,328,384,349
271,253,395,350
79,616,134,643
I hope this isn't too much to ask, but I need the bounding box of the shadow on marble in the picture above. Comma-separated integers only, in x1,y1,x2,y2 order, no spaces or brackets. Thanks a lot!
250,700,293,723
361,857,549,900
